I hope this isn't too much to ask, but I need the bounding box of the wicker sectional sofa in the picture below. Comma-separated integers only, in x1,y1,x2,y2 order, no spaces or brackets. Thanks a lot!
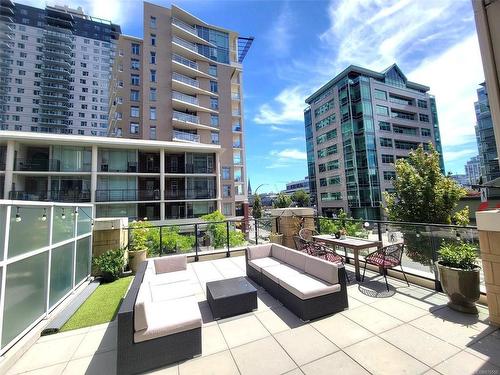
246,244,348,321
117,255,202,375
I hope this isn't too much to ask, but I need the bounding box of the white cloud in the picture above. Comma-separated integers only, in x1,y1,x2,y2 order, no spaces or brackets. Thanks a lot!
265,4,294,56
271,149,306,160
442,148,478,163
265,148,307,169
254,86,307,125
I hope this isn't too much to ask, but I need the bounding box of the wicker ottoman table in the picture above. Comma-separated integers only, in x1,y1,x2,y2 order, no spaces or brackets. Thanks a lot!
206,277,257,320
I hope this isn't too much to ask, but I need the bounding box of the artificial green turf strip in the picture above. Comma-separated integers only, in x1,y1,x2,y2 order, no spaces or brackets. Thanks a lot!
60,276,133,332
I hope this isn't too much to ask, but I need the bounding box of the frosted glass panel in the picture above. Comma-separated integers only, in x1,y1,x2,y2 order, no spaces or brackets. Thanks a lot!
75,236,91,284
77,207,92,236
53,207,75,244
8,206,50,258
49,242,74,308
0,206,6,260
2,253,48,347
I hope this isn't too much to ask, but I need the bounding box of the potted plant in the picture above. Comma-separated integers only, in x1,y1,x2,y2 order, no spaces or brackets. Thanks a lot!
269,232,283,245
128,221,151,272
436,241,480,314
93,248,126,282
339,228,347,240
128,244,147,273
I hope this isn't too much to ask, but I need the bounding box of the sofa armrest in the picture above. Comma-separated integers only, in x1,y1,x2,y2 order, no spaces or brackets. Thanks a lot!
154,254,187,274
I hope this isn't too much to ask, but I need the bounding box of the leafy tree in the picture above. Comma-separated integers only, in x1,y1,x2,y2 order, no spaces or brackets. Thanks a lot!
319,209,367,238
201,210,245,248
383,145,468,225
291,190,310,207
273,193,292,208
383,145,469,265
252,194,263,219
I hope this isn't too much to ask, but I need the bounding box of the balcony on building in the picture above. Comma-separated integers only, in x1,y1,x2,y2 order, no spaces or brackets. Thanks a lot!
165,153,215,174
95,176,160,202
172,91,217,114
172,53,212,79
138,151,160,173
165,176,216,200
172,110,218,131
165,200,216,219
9,175,91,202
233,123,242,132
171,17,215,46
173,129,200,143
172,72,215,97
14,145,91,172
98,149,138,173
172,35,211,63
0,145,6,171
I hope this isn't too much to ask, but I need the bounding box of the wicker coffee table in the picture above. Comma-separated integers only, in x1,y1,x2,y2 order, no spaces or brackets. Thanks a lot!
206,277,257,320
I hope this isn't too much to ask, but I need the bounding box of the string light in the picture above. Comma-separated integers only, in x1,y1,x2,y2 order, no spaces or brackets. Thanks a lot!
41,208,47,222
363,222,370,228
15,207,21,222
74,207,79,216
61,208,66,220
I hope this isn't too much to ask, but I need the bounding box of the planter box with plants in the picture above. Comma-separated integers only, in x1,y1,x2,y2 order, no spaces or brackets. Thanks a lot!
436,241,481,314
93,248,126,283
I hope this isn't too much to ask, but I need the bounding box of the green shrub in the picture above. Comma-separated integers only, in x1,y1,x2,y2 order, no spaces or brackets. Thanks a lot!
93,248,125,282
201,210,246,248
438,241,478,270
129,221,154,253
319,209,368,238
152,226,195,254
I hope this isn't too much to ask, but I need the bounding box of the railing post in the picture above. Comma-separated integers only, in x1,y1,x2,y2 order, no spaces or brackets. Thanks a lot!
275,216,280,235
255,218,258,245
159,226,163,256
226,221,230,257
127,227,131,251
194,223,199,262
429,226,442,292
377,222,382,242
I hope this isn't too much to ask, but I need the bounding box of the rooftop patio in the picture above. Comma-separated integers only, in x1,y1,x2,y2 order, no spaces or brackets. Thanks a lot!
6,255,499,375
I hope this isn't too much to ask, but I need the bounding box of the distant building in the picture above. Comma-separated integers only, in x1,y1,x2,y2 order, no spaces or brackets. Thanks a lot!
247,179,252,196
282,177,310,194
451,174,469,187
474,83,500,182
465,155,481,185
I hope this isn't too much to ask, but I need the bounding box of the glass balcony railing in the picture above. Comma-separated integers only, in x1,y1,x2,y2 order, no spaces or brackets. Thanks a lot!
172,72,199,88
173,110,199,124
231,93,241,100
233,124,242,132
172,17,197,35
172,53,199,70
172,36,198,53
232,110,241,116
173,130,200,143
172,91,199,105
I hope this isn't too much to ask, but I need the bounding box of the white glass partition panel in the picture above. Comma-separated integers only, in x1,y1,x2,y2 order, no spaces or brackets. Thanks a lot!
8,206,50,258
75,236,91,284
52,206,75,244
77,207,92,236
2,253,49,347
0,206,6,259
49,242,74,308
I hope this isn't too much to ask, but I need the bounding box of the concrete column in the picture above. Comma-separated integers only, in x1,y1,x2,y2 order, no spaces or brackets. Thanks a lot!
477,209,500,327
4,140,15,199
160,148,165,220
91,145,98,203
270,207,315,249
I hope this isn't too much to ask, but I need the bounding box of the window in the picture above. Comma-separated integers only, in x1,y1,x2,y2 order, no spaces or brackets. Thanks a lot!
150,51,156,64
328,175,341,185
417,99,428,108
383,171,396,181
131,43,140,55
150,70,156,82
210,97,218,110
211,131,219,144
374,89,387,100
150,107,157,120
394,140,419,150
421,128,431,137
223,185,231,197
392,110,415,121
130,90,140,101
393,125,417,136
149,126,156,140
380,137,393,147
149,88,157,101
210,114,219,127
381,154,394,164
376,105,389,116
222,167,231,180
130,106,139,117
151,34,156,46
379,121,391,131
131,59,140,70
389,94,413,106
320,192,342,201
130,123,139,134
419,113,430,122
209,65,217,77
150,16,157,28
319,178,327,187
131,74,140,85
315,114,336,130
222,203,232,216
317,145,337,158
210,80,218,93
316,129,337,144
314,100,334,117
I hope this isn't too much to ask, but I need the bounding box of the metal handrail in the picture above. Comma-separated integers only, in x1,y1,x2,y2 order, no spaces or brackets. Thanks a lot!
173,130,200,143
95,189,161,202
172,91,198,105
172,36,198,52
173,110,199,124
172,17,196,35
172,72,199,88
172,53,198,70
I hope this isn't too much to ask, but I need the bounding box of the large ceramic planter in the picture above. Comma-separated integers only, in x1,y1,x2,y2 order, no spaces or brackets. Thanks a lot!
269,233,283,245
129,249,147,274
436,261,480,314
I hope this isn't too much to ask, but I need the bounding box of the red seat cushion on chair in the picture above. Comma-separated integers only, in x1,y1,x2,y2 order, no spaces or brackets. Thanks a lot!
366,254,399,268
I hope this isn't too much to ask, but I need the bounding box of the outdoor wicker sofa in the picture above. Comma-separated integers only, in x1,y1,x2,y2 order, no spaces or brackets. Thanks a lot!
117,255,202,375
246,243,348,321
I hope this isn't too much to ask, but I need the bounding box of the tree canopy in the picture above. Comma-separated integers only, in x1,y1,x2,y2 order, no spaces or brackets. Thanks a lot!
291,190,310,207
252,194,263,218
273,193,292,208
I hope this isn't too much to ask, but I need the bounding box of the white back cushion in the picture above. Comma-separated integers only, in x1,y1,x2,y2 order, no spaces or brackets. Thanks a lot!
304,256,339,284
271,244,288,262
134,284,151,331
247,244,272,260
285,248,307,270
154,254,187,274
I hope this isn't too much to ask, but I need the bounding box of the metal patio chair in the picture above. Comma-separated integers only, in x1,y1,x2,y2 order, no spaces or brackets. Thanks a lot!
362,242,409,291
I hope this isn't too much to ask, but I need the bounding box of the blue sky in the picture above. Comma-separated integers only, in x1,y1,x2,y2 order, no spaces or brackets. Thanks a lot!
27,0,485,193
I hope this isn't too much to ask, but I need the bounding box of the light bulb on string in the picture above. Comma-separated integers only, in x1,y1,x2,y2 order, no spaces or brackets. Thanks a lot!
15,207,21,222
41,208,47,222
61,208,66,220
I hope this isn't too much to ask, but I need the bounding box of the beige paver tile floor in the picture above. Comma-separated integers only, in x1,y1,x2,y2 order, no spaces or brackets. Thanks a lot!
7,255,500,375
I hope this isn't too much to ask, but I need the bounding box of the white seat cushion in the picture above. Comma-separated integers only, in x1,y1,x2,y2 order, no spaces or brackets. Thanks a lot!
151,269,191,285
248,257,282,272
304,256,340,284
247,244,272,260
149,280,194,303
262,263,303,284
278,272,341,300
134,296,202,343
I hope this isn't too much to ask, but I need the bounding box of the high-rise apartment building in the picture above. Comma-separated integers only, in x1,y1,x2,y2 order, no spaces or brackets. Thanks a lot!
465,155,481,185
0,1,120,136
474,83,500,182
304,64,444,219
107,3,253,219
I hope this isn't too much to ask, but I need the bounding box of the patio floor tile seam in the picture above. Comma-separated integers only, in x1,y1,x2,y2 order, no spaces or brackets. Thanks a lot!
298,347,374,375
340,309,407,337
215,317,243,375
430,347,500,373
